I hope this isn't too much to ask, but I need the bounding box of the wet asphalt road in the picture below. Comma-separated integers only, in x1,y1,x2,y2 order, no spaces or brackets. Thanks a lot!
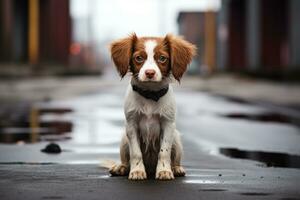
0,85,300,200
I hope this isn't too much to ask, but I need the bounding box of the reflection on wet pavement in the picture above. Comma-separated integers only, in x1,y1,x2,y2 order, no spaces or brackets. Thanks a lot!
198,189,227,192
184,179,222,184
238,192,271,196
0,106,74,143
1,88,300,185
221,112,296,125
220,148,300,169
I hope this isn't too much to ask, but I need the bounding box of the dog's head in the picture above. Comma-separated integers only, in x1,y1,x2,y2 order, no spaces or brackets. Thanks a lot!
110,33,196,82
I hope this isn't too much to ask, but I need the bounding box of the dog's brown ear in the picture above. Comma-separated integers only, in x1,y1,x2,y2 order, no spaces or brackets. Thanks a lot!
110,33,137,78
164,34,196,81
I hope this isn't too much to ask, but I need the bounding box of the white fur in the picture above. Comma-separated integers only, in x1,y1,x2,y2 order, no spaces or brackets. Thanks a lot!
114,77,184,180
138,40,162,82
108,78,185,180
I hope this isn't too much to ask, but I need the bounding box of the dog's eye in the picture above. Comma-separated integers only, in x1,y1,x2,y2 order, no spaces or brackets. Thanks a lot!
135,55,144,63
158,55,167,63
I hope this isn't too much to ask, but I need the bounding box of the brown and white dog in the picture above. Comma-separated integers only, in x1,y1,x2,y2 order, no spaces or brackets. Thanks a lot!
109,33,196,180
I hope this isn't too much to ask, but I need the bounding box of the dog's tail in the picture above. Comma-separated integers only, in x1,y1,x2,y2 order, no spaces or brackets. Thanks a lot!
100,159,117,169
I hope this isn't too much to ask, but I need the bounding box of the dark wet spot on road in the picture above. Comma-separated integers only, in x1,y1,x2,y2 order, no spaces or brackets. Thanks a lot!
0,127,51,143
42,196,65,199
218,174,222,176
221,112,295,125
223,96,253,105
41,143,62,154
239,192,271,196
220,148,300,169
0,162,56,165
199,189,227,192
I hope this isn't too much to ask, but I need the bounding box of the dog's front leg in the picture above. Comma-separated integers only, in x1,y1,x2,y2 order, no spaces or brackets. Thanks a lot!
126,122,147,180
156,121,175,180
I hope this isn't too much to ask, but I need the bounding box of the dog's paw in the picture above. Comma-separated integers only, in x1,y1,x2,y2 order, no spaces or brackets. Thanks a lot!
156,170,174,180
172,166,186,177
128,170,147,180
109,164,129,176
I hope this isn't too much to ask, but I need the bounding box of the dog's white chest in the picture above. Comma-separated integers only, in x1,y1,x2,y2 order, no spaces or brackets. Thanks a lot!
139,113,160,131
137,101,159,116
138,114,161,149
135,101,161,146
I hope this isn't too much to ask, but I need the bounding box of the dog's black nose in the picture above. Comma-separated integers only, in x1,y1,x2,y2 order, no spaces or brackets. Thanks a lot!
145,69,156,79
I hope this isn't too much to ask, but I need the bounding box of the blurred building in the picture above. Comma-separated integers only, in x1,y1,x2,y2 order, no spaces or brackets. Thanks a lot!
0,0,71,70
178,11,217,74
178,0,300,78
217,0,300,76
178,12,204,74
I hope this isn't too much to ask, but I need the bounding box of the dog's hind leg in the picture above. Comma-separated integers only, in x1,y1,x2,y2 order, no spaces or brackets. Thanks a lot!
171,130,186,177
109,133,130,176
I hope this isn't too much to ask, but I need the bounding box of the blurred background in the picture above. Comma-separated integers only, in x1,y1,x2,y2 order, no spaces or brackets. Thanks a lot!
0,0,299,157
1,0,299,77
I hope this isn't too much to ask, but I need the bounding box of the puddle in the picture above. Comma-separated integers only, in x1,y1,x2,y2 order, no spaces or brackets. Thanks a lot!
0,127,51,143
223,96,253,105
221,112,296,125
38,108,73,114
42,196,65,199
0,106,73,143
199,189,227,192
239,192,271,196
220,148,300,169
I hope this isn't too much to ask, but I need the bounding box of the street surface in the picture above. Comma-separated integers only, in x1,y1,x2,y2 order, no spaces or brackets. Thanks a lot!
0,78,300,200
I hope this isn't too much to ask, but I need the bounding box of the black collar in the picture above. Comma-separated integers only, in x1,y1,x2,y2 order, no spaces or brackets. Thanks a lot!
132,84,169,102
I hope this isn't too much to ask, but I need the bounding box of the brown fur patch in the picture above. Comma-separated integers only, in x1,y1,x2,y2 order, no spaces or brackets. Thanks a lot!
110,33,137,77
110,34,196,81
164,34,197,81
